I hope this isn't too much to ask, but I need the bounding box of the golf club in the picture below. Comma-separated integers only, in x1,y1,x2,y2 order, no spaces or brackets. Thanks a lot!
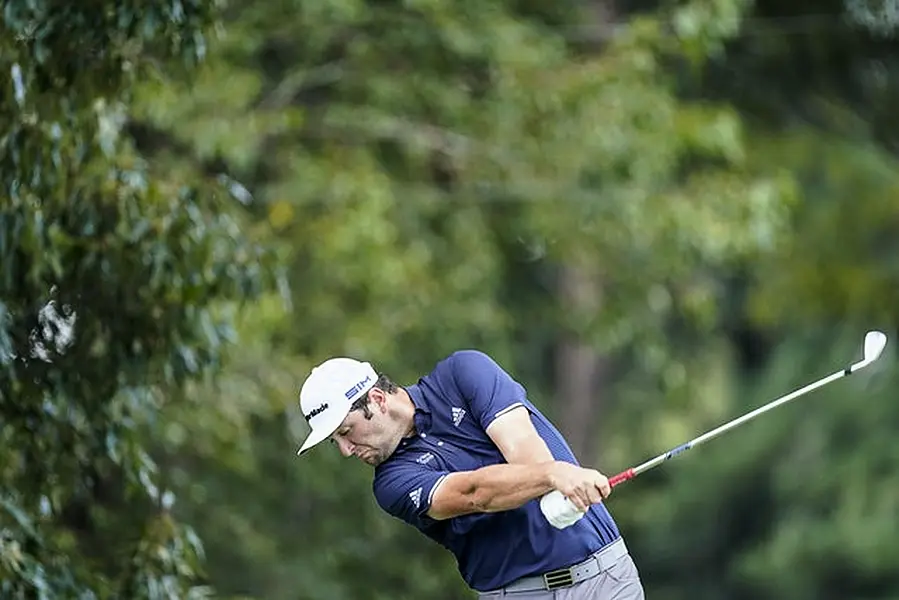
608,330,889,488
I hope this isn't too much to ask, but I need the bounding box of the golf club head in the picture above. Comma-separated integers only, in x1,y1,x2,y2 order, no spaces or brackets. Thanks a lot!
864,330,888,363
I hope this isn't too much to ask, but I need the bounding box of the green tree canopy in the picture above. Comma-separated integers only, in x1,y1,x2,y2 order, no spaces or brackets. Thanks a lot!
1,1,277,596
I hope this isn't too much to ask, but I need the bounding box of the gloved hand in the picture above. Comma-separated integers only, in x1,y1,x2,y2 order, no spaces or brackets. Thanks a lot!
539,490,586,529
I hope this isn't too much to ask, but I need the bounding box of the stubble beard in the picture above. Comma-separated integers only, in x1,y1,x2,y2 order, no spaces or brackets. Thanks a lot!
368,427,408,467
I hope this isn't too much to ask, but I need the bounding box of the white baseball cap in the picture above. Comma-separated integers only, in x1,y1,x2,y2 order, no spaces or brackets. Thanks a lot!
296,357,379,456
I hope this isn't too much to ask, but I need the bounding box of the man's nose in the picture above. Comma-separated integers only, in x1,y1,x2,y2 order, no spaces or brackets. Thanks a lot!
336,438,354,458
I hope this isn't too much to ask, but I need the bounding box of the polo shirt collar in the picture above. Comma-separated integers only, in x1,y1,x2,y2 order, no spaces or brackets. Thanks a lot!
404,384,432,435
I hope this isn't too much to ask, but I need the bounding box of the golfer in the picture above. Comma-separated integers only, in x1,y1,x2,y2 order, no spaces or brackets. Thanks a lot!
297,349,645,599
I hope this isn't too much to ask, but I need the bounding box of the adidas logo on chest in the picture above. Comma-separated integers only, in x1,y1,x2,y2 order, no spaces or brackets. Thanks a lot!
409,487,422,508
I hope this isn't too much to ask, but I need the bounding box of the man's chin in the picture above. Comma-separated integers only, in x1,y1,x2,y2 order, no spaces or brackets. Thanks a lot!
359,452,384,467
359,444,398,466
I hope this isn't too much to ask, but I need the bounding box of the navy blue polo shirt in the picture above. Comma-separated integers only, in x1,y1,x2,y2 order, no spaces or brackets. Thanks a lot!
372,350,621,592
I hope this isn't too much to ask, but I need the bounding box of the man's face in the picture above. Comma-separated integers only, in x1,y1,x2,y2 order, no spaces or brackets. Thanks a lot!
330,390,397,466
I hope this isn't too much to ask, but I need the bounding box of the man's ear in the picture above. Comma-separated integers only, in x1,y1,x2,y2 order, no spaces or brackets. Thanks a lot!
369,387,389,412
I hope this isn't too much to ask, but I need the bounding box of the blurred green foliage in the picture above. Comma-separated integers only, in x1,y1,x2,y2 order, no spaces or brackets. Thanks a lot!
1,0,275,597
2,0,899,598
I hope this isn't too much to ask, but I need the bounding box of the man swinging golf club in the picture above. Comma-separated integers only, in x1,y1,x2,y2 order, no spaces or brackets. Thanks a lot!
296,349,645,599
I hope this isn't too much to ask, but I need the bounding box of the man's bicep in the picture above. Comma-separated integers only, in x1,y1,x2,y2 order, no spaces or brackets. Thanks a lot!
485,405,555,464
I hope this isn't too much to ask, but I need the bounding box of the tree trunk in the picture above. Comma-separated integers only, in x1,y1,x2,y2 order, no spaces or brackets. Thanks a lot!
552,0,618,465
555,262,608,463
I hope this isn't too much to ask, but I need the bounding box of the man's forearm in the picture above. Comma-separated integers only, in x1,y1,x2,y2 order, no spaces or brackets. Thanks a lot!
463,462,555,513
429,458,602,520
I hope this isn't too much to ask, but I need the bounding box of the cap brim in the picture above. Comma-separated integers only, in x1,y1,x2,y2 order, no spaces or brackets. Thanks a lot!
296,425,334,455
296,405,351,456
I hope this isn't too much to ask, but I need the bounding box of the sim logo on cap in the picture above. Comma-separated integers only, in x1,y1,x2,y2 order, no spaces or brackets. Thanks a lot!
344,375,373,400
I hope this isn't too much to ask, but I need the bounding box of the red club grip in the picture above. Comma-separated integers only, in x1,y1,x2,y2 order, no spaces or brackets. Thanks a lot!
609,468,635,488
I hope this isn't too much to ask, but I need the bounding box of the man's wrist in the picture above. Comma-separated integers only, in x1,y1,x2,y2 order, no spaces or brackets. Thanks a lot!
537,460,558,491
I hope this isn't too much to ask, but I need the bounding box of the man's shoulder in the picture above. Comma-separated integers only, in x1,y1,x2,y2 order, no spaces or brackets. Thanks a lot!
424,349,503,380
428,348,488,370
415,350,491,398
415,349,480,389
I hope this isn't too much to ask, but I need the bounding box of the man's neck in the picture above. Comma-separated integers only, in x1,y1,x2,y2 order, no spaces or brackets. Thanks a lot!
395,388,417,438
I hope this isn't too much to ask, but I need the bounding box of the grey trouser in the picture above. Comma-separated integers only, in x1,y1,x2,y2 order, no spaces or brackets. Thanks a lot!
477,539,645,600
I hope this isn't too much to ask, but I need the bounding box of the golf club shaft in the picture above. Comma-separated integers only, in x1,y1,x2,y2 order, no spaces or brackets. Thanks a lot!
608,366,850,488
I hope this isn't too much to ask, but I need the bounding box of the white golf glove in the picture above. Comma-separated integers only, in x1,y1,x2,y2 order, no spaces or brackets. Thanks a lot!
539,490,586,529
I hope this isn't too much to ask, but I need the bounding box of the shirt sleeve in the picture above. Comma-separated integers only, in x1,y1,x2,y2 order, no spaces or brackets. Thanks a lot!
374,460,511,536
373,460,450,528
450,350,529,431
